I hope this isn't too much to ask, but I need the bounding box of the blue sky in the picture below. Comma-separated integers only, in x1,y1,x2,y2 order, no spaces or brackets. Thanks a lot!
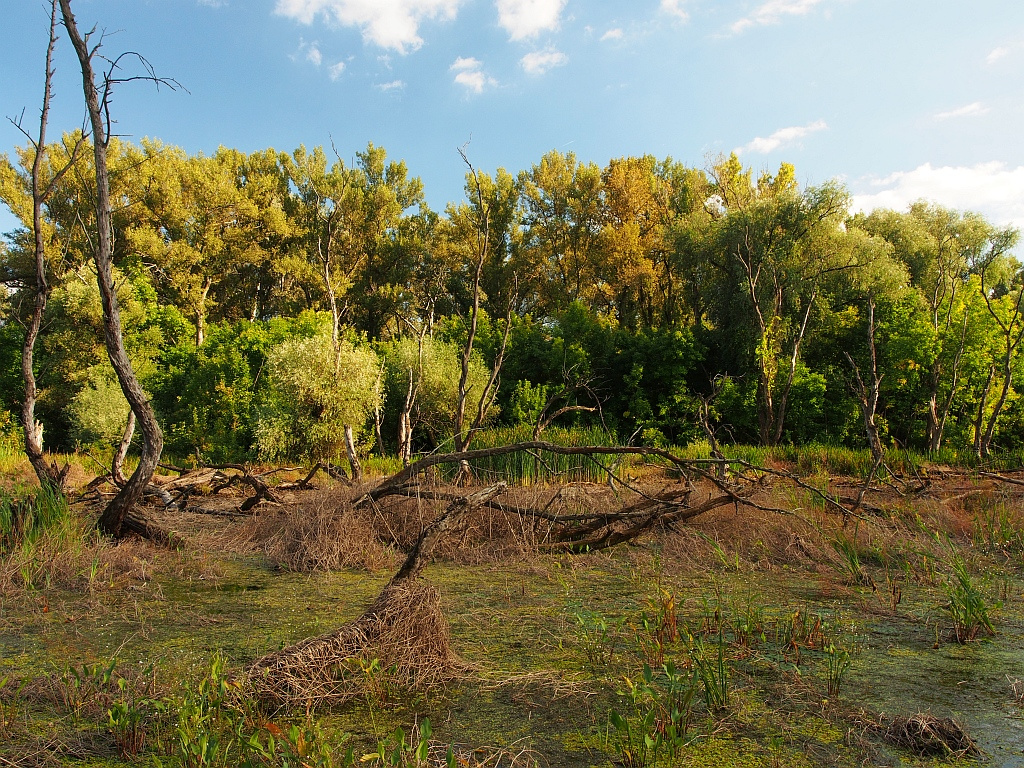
3,0,1024,235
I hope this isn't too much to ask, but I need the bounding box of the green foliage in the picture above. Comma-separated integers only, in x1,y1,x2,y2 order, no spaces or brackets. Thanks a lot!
462,425,617,484
944,544,998,643
151,321,260,462
0,410,21,461
68,363,131,447
5,132,1024,458
163,652,357,768
691,628,730,711
378,335,493,447
362,718,433,766
608,662,697,767
824,642,852,699
257,327,381,462
0,483,69,553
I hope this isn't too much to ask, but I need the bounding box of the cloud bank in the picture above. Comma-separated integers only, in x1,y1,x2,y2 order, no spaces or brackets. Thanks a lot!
496,0,566,40
735,120,827,155
275,0,463,53
851,162,1024,229
520,48,567,74
934,102,989,120
730,0,824,34
451,57,496,93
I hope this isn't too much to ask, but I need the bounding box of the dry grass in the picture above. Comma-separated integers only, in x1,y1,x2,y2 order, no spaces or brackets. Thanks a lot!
246,579,467,707
0,511,159,597
233,490,399,572
856,711,980,758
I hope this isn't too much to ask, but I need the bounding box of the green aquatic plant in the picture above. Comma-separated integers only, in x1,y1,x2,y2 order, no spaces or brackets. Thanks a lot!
691,628,730,711
824,642,852,699
572,609,623,670
0,483,70,554
944,545,998,643
608,662,697,767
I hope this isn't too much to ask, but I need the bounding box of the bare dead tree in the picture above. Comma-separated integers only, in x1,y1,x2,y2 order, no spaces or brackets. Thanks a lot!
844,297,884,465
8,0,85,492
452,146,513,481
395,318,428,466
58,0,180,536
531,367,600,440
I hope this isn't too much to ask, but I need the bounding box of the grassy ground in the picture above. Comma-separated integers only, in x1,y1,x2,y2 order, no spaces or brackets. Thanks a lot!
1,451,1023,766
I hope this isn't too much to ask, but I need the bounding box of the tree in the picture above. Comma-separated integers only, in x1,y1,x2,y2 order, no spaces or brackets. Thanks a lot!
59,0,176,536
256,325,381,463
450,150,512,469
128,144,288,347
710,157,852,445
3,0,84,490
518,151,604,317
858,203,1013,451
283,143,424,347
380,334,493,461
600,155,674,328
971,227,1024,457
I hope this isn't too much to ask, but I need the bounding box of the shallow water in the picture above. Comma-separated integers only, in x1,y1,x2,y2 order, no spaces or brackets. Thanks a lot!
850,616,1024,766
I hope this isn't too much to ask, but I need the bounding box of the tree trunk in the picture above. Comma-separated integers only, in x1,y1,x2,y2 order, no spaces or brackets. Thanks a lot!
343,424,362,481
111,410,135,486
60,0,165,537
398,367,415,466
18,0,71,493
972,367,995,460
195,276,212,347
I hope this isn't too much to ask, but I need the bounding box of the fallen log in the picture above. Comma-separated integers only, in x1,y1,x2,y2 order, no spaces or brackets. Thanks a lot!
246,483,507,706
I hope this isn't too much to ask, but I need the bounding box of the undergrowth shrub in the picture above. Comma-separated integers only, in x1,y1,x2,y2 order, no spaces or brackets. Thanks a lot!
0,483,69,552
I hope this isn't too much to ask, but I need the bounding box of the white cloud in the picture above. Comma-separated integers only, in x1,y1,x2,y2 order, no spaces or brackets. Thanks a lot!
600,28,623,41
451,57,496,93
730,0,824,34
735,120,827,155
495,0,566,40
197,0,227,7
328,61,346,80
660,0,688,22
987,46,1010,64
934,102,989,120
376,79,406,91
274,0,463,53
306,44,323,66
851,162,1024,229
520,48,567,74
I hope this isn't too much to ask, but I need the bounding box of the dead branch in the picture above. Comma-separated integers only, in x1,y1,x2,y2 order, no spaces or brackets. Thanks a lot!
246,483,507,706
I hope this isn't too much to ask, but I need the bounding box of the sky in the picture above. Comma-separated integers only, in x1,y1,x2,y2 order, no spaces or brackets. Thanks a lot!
2,0,1024,237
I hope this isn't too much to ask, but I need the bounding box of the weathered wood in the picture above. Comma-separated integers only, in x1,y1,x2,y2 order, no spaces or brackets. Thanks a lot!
390,483,508,584
60,0,165,538
343,425,362,481
111,411,135,487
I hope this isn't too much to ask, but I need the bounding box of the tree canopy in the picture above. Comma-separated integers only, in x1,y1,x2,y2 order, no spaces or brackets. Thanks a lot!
3,136,1022,462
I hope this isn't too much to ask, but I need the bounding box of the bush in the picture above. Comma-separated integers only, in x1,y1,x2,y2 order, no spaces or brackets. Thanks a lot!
257,330,381,462
378,335,494,449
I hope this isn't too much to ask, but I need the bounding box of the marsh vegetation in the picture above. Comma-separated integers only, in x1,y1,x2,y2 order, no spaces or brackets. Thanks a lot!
2,442,1023,767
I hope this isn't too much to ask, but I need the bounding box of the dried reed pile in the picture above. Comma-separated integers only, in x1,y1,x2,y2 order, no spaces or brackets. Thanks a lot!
246,579,464,706
860,712,980,758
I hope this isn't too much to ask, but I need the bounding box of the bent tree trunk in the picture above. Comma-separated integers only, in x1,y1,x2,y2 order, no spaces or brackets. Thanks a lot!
248,484,507,705
60,0,164,536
